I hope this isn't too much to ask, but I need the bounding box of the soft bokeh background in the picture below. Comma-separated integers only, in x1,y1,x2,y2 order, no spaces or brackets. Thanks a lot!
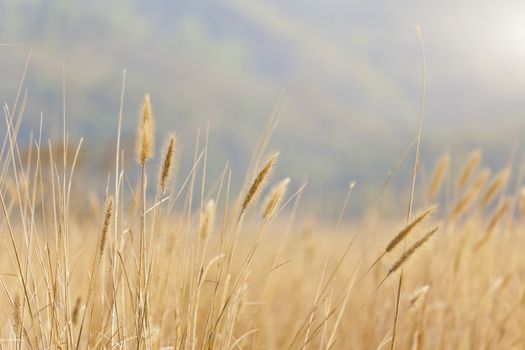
1,0,524,213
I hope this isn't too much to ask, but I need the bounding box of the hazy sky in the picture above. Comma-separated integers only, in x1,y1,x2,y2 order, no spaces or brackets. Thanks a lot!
1,0,525,209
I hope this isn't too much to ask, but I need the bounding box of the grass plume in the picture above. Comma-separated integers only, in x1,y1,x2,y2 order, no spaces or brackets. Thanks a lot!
99,196,113,258
388,226,439,276
136,93,155,166
427,153,450,200
450,168,491,219
386,206,437,253
241,152,278,213
480,168,510,207
159,133,176,194
458,149,482,189
262,177,290,219
200,199,216,240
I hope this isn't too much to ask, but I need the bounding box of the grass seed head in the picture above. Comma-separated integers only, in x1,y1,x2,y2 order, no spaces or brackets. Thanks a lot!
159,134,176,193
458,149,482,189
480,168,510,207
262,177,290,219
428,153,450,200
241,153,279,213
388,226,439,276
200,199,216,240
136,93,155,165
99,197,113,258
386,206,437,253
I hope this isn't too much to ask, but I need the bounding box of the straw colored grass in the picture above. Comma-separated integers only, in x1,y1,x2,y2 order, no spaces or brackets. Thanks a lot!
1,87,524,350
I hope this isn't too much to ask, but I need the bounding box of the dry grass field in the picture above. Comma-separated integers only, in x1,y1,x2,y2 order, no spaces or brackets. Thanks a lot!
1,87,524,350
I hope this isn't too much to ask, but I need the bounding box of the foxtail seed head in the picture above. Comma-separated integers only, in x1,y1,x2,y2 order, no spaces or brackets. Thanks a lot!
241,153,279,213
480,168,510,207
458,149,482,189
99,197,113,258
136,94,155,165
428,153,450,200
262,177,290,219
388,226,438,276
200,199,216,240
385,206,437,253
159,134,176,193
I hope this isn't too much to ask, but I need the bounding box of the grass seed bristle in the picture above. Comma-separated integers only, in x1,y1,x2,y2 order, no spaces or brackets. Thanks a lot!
136,93,155,165
386,206,437,253
159,134,176,193
480,168,510,207
200,199,216,240
428,153,450,200
13,293,21,336
450,168,491,219
388,226,439,276
99,197,113,258
262,177,290,219
241,153,279,213
458,149,482,189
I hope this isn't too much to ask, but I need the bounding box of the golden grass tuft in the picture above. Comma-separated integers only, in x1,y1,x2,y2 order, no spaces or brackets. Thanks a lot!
262,177,290,219
199,199,216,240
486,197,511,232
450,168,491,219
480,168,510,208
520,187,525,217
159,133,176,194
474,198,511,250
458,149,482,189
408,285,430,308
99,197,113,258
3,73,525,349
427,153,450,200
388,226,439,276
13,293,21,336
241,152,278,213
386,206,437,253
136,93,155,165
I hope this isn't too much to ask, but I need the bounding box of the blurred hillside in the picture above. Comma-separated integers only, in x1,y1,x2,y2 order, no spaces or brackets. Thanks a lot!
1,0,525,211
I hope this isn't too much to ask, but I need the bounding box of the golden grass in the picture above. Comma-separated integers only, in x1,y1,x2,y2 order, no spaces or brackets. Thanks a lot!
1,88,524,350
